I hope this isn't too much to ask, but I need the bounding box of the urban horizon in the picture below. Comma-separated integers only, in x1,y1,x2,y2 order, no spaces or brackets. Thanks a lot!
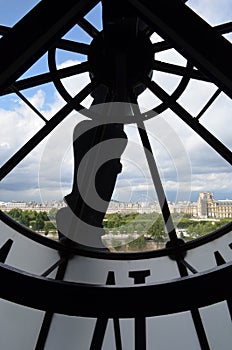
1,190,232,205
1,191,232,219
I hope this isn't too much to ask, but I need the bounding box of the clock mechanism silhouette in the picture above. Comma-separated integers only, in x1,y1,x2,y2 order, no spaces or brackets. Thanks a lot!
0,0,232,349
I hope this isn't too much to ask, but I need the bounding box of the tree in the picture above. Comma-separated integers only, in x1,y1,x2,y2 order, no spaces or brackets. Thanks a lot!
8,208,23,222
48,208,58,221
126,223,135,233
44,221,57,235
29,220,37,231
21,211,30,226
35,217,44,231
127,235,146,250
134,223,144,234
147,215,166,242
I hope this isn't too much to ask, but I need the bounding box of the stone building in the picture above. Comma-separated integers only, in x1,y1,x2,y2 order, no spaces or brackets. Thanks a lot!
197,192,232,218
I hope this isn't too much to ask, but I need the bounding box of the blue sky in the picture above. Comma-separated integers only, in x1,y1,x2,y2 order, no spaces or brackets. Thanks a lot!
0,0,232,204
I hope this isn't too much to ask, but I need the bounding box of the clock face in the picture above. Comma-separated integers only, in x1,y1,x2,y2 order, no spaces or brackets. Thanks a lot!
0,0,232,350
0,210,232,350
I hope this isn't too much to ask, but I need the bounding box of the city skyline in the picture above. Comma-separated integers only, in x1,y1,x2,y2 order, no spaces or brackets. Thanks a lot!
2,191,232,220
1,188,232,204
1,190,232,205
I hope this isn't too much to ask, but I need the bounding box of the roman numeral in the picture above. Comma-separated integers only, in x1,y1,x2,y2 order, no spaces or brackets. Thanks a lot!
214,249,232,320
129,270,151,350
90,271,122,350
0,239,13,263
35,257,69,350
176,259,210,349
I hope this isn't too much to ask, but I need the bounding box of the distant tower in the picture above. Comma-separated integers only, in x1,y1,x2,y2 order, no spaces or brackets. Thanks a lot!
197,192,214,218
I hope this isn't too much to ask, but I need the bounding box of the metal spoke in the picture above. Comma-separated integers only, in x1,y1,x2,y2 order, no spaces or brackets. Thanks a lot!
56,39,90,54
130,94,178,242
179,259,198,274
153,60,209,81
1,62,90,95
152,21,232,54
196,88,221,120
10,85,48,123
41,257,67,277
0,81,97,181
144,77,232,166
214,21,232,35
128,0,232,98
153,40,172,53
0,0,98,93
77,17,99,38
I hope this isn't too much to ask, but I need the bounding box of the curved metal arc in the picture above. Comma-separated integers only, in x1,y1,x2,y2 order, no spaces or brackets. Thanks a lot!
144,77,232,166
0,259,231,317
141,61,193,119
0,0,99,94
0,210,66,251
1,208,232,258
153,60,209,82
1,62,90,95
48,46,93,109
0,81,97,181
48,46,74,104
129,0,232,99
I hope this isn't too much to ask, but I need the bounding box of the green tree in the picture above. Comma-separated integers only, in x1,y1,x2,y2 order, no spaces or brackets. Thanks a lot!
44,221,57,235
8,208,23,222
127,235,146,250
21,211,30,226
29,220,37,231
148,215,166,242
134,223,144,234
48,208,58,221
35,217,44,231
126,223,135,233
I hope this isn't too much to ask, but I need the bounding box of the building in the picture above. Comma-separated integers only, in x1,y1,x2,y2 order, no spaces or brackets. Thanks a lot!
171,201,198,217
106,201,161,214
197,192,232,218
1,193,232,219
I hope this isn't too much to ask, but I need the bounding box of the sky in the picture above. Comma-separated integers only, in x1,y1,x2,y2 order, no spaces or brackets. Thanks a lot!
0,0,232,204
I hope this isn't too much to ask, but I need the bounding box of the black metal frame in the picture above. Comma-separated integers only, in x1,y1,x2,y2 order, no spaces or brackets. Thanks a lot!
0,258,231,318
0,0,99,92
0,3,232,349
1,209,231,259
0,1,231,232
0,0,231,327
129,0,232,99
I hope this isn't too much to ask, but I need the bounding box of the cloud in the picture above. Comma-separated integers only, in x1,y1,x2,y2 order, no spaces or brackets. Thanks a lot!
55,60,93,108
0,59,93,201
0,92,44,165
187,0,232,26
1,0,232,204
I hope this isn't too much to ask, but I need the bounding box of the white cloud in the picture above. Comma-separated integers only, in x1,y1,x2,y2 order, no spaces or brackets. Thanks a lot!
187,0,232,26
1,0,232,205
0,58,92,200
56,60,93,108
